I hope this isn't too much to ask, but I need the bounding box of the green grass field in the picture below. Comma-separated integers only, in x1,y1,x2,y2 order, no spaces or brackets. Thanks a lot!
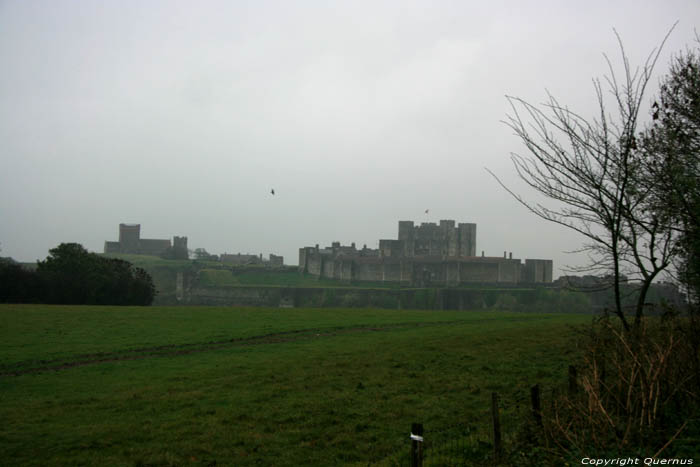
0,305,592,466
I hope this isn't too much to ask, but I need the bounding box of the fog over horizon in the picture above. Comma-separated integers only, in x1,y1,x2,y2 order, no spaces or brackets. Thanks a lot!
1,1,698,276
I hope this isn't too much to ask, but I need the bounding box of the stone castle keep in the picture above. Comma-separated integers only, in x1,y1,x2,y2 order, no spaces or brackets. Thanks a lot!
299,220,553,286
104,223,188,259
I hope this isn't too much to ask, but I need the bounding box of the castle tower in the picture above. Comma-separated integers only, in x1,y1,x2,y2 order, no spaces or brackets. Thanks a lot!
173,236,188,260
440,219,457,256
398,221,415,257
119,223,140,253
457,223,477,257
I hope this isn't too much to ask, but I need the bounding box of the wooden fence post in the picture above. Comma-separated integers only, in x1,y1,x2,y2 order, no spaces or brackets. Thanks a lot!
491,392,502,462
411,422,423,467
531,384,542,427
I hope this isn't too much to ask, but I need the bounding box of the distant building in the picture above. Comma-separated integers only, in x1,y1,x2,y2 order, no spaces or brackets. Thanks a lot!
269,254,284,267
553,275,686,310
104,223,187,259
220,253,285,266
299,220,553,286
220,253,263,265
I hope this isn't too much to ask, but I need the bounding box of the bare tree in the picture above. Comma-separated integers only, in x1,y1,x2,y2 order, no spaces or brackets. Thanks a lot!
489,29,677,331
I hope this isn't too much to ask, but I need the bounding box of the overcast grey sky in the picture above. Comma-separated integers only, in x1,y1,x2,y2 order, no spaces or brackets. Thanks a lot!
1,0,698,275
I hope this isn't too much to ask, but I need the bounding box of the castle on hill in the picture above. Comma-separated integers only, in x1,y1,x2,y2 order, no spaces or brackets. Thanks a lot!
299,220,552,286
104,223,284,265
104,223,188,259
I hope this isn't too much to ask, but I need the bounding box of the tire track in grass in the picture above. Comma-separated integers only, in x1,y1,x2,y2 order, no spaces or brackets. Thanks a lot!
0,319,497,377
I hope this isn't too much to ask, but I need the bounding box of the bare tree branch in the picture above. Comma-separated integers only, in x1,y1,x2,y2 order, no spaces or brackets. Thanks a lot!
491,26,678,330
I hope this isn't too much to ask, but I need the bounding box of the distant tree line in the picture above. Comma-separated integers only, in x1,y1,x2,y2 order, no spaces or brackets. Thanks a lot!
0,243,155,305
192,247,219,261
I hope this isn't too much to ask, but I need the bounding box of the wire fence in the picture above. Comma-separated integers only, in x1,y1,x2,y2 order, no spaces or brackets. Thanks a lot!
382,368,700,466
381,367,586,466
381,386,536,467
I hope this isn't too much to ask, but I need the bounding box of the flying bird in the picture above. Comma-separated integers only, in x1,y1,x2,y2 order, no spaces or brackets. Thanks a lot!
271,189,275,195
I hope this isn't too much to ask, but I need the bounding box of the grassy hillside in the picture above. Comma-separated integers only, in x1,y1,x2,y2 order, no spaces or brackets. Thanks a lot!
0,304,593,466
197,268,344,288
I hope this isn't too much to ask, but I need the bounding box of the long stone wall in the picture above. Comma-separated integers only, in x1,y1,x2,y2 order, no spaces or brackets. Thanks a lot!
298,252,539,286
